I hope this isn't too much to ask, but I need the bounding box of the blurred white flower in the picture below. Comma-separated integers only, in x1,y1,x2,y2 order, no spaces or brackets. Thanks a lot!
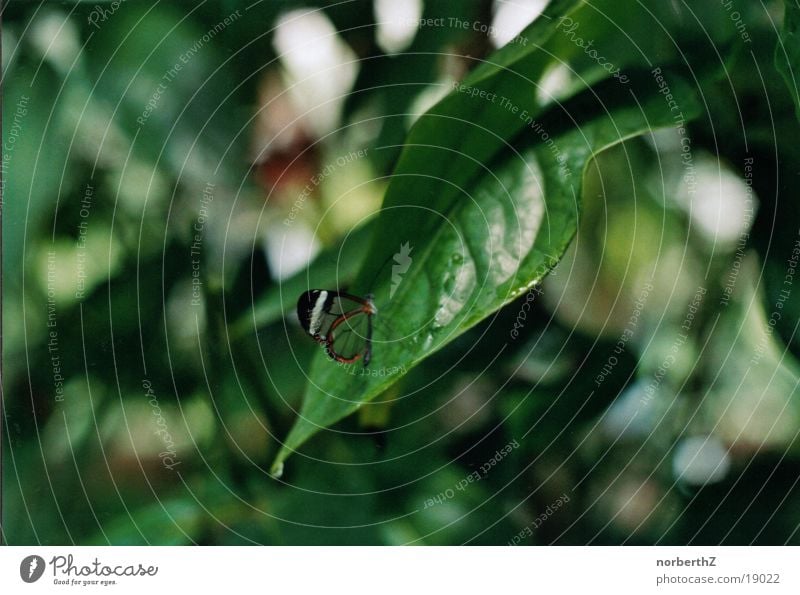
491,0,548,47
672,435,731,486
374,0,421,54
273,9,358,136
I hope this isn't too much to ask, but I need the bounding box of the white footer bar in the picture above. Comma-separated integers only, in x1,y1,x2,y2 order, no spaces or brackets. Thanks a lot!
0,546,796,593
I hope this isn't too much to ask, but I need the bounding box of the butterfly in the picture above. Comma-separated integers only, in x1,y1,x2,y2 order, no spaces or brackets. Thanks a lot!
297,290,377,366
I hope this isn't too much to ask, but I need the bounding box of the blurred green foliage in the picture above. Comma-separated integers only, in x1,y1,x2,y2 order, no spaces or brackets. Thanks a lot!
4,0,800,545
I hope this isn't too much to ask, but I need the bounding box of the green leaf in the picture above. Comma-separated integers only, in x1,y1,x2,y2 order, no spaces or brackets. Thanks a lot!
777,0,800,121
268,0,733,472
240,0,731,337
271,70,701,474
237,0,585,337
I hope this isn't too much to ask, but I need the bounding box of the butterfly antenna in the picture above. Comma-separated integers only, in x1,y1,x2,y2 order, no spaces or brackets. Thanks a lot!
363,251,398,296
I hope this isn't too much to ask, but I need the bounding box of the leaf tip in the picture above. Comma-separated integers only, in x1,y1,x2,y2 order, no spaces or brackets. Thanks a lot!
269,461,284,479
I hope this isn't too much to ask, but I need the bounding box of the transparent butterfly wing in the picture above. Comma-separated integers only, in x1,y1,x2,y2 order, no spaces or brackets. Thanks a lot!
326,309,372,363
